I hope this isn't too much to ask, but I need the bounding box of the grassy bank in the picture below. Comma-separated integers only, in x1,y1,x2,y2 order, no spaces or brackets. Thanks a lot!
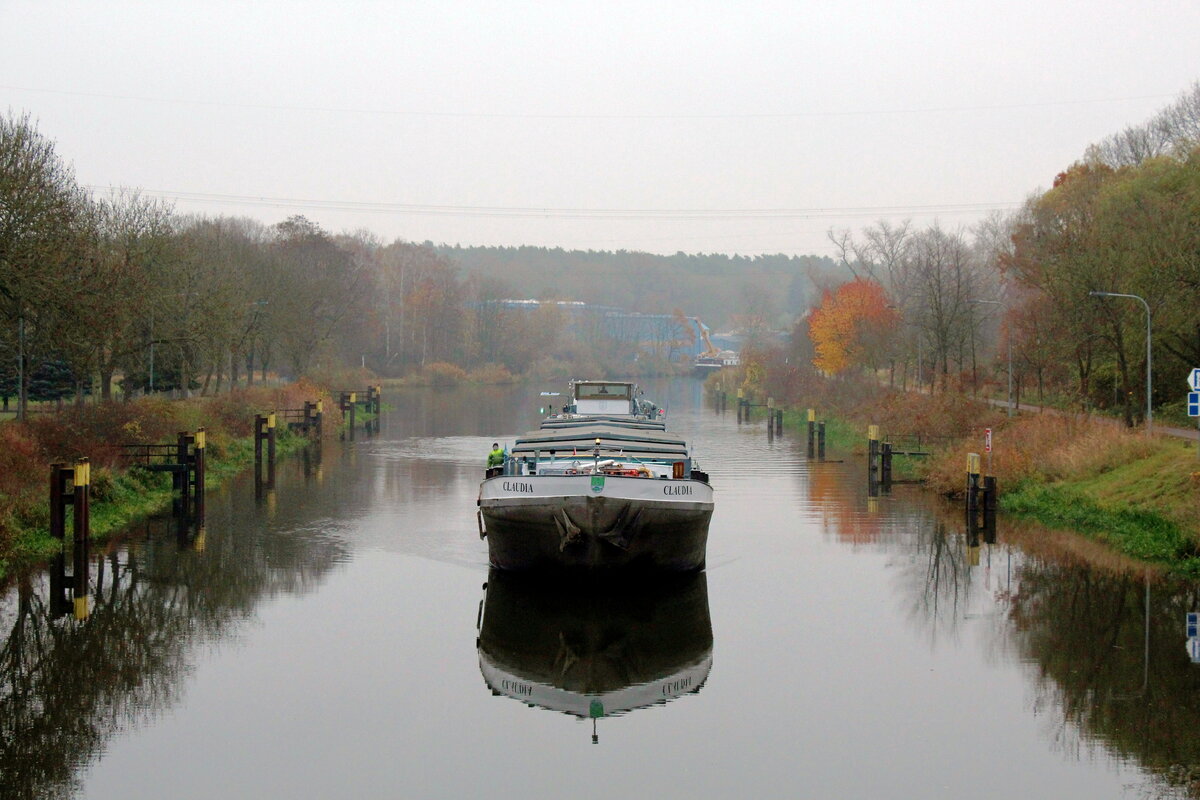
0,381,333,580
723,365,1200,573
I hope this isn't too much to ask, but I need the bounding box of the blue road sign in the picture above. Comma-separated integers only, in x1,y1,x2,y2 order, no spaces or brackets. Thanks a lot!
1188,612,1199,638
1189,368,1200,392
1189,392,1200,417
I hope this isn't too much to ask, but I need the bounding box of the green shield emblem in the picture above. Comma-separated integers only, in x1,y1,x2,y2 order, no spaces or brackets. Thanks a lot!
591,475,605,493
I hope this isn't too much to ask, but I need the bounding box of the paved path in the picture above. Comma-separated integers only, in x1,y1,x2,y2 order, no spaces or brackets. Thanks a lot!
981,395,1200,441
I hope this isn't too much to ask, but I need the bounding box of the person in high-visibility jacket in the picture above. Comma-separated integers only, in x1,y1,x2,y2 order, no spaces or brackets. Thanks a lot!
487,443,505,468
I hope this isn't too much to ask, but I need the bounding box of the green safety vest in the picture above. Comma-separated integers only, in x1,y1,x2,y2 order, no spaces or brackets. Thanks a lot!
487,449,505,467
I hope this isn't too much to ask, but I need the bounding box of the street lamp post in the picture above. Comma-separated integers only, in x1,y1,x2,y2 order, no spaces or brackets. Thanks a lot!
1089,291,1152,432
970,299,1012,417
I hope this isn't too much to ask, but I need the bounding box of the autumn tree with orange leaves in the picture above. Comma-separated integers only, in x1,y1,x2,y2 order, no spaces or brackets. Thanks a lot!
808,278,899,374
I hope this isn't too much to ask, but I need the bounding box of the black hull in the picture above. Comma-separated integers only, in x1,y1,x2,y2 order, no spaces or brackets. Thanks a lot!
481,495,711,573
478,569,712,699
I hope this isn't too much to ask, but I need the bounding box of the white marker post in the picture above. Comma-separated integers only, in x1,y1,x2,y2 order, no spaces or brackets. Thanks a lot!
1187,369,1200,459
984,427,993,477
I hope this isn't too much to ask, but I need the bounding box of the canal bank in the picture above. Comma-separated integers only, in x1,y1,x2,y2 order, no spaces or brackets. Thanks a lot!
0,382,336,580
716,372,1200,575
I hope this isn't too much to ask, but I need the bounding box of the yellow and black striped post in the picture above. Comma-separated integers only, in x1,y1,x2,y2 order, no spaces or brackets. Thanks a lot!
966,452,982,536
194,428,206,522
72,458,90,620
267,413,277,486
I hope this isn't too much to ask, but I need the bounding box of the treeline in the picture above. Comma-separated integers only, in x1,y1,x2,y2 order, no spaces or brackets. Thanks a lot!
812,83,1200,425
438,244,842,328
0,116,637,417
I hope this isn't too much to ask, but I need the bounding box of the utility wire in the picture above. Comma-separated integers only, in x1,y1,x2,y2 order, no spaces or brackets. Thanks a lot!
85,185,1019,220
4,84,1177,120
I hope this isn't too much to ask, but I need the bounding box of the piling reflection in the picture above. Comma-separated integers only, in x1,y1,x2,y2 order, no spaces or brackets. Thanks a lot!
876,502,1200,797
1006,562,1200,796
477,570,712,741
0,491,348,800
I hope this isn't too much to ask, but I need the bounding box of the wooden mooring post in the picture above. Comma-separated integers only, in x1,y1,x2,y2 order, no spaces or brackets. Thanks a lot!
965,459,999,545
48,458,91,619
774,408,783,435
736,389,745,423
880,440,892,485
254,413,276,490
807,409,816,457
175,432,195,518
767,398,775,440
966,452,981,532
867,424,880,484
194,428,206,522
817,421,826,461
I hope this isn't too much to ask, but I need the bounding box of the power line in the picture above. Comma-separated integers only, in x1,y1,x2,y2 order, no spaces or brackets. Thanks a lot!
5,84,1177,120
85,185,1020,221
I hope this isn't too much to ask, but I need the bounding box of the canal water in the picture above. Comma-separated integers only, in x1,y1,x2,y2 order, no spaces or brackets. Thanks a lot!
3,379,1200,799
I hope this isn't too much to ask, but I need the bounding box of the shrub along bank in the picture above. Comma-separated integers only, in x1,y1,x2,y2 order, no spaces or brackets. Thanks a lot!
0,381,333,580
722,366,1200,574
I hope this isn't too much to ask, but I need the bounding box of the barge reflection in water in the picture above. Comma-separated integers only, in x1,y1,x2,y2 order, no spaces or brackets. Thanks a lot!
477,569,712,741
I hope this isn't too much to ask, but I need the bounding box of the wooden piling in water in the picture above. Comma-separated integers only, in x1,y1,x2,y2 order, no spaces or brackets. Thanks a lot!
966,452,981,531
177,432,195,518
767,398,775,440
267,413,277,485
72,458,90,620
867,424,880,483
194,428,206,522
807,409,816,457
818,421,826,460
736,389,745,423
880,441,892,485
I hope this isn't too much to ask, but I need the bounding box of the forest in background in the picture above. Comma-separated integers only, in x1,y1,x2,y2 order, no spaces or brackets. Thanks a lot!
437,245,841,329
0,111,846,416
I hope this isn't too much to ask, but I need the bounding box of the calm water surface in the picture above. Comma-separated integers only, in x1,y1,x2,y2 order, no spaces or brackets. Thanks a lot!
3,379,1200,799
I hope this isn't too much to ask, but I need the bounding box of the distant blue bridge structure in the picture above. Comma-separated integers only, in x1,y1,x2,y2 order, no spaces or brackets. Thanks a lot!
483,299,737,360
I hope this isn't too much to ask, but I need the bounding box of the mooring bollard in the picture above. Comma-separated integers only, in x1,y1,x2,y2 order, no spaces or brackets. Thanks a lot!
348,392,357,438
177,432,195,518
867,424,880,481
818,420,826,460
194,428,206,523
254,414,266,479
72,458,90,620
966,452,981,531
881,440,892,485
982,475,998,543
767,398,775,439
736,389,745,423
807,409,816,457
303,400,315,433
775,409,783,435
316,399,324,438
267,412,277,485
374,384,382,415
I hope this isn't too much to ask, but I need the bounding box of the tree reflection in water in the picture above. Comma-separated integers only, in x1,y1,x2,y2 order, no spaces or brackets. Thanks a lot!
884,501,1200,798
0,495,348,800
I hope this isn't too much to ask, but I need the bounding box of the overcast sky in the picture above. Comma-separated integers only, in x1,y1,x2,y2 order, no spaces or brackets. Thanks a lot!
3,1,1198,257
